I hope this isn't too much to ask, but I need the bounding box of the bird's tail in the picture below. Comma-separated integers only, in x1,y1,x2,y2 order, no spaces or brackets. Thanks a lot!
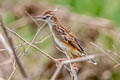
83,51,97,65
87,58,97,65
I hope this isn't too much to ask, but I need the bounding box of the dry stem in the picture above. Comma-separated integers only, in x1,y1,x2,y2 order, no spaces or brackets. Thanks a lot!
0,16,28,80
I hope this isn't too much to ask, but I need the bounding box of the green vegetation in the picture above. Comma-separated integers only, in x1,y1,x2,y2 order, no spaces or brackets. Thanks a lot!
3,12,16,26
53,0,120,26
111,71,120,80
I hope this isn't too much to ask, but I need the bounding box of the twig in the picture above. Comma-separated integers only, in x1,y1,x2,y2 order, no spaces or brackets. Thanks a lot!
56,45,78,80
112,46,120,58
21,11,46,57
20,22,46,57
0,34,52,52
51,54,103,80
8,59,16,80
5,26,55,61
16,34,52,48
0,32,13,57
25,11,39,27
108,47,120,68
0,49,7,52
35,34,52,43
7,44,28,80
0,32,16,79
114,63,120,68
0,16,28,80
51,62,63,80
56,47,65,55
90,42,120,68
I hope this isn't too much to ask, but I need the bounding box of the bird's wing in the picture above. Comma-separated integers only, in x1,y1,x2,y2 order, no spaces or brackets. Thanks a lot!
52,26,97,64
52,26,84,53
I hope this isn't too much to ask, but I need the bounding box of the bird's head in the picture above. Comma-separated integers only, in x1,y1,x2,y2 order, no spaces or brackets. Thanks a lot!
35,10,58,25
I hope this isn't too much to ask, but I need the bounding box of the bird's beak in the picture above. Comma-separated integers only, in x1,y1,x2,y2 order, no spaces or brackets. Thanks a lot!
32,15,44,21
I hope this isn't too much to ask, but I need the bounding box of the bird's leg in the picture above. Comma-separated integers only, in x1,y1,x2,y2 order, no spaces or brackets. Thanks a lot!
69,59,78,76
77,54,81,58
71,63,78,72
55,58,68,68
64,51,79,72
55,47,69,67
71,55,80,72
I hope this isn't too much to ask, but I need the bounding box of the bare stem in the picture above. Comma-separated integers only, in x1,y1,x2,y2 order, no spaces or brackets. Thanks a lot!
5,26,55,61
21,11,47,57
8,59,17,80
51,54,103,80
35,34,52,43
90,42,120,68
20,22,46,57
0,16,28,80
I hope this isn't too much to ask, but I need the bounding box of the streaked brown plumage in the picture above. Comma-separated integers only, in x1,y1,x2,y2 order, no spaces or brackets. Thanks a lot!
36,10,96,65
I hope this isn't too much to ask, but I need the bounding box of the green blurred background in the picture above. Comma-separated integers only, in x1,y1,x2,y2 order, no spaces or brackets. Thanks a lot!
0,0,120,80
54,0,120,26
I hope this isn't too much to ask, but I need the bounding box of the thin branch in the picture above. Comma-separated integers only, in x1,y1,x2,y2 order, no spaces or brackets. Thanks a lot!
51,54,103,80
35,34,52,43
20,22,46,57
21,11,46,57
0,34,52,52
7,45,28,80
8,59,17,80
25,11,39,27
0,16,28,80
5,26,55,61
0,32,13,57
0,49,7,52
51,62,63,80
114,63,120,68
0,32,16,80
56,46,78,80
16,34,52,48
56,47,65,55
112,46,120,58
63,65,71,72
1,34,52,52
90,42,120,68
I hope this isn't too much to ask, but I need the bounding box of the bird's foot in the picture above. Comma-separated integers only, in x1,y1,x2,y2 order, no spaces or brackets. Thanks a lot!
71,63,78,72
55,58,68,68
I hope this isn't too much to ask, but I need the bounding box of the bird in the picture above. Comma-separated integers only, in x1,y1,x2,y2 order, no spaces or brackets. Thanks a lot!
35,9,97,70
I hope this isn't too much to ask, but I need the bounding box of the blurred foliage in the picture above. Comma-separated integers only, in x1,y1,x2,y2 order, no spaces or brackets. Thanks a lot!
0,0,120,80
2,12,16,26
51,0,120,26
111,71,120,80
16,24,36,41
96,33,114,50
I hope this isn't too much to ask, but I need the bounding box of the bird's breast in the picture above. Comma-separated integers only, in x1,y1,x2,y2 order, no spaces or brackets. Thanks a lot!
54,36,67,49
48,24,66,49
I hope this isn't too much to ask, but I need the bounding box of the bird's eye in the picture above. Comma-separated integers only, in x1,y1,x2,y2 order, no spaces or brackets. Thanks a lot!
42,17,47,20
46,15,50,18
42,15,50,20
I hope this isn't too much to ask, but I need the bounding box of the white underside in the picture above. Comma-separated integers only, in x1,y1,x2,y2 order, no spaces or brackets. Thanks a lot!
48,24,68,50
